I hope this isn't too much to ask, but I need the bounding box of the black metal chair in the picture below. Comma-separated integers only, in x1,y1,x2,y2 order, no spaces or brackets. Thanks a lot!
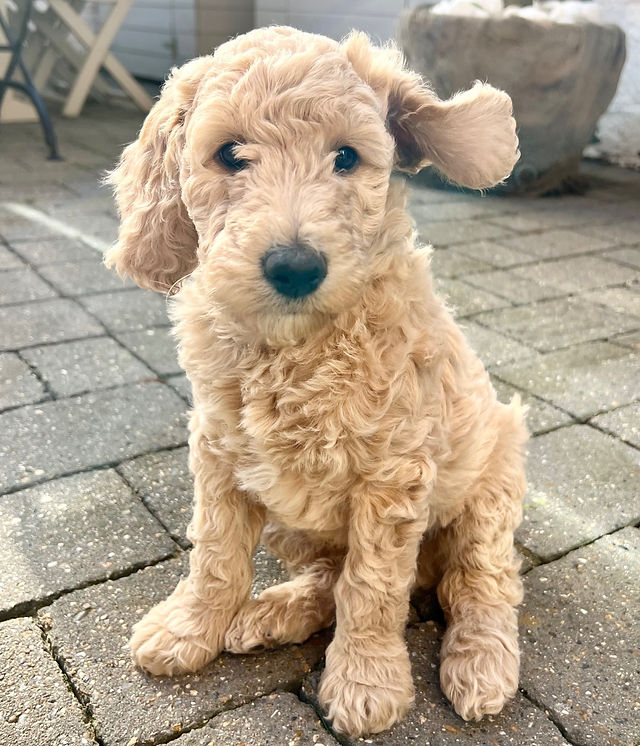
0,0,61,159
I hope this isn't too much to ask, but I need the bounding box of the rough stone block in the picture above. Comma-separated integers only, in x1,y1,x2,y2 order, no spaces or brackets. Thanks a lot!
591,402,640,448
79,289,171,333
37,261,134,296
435,277,510,317
0,617,97,746
42,557,328,746
0,298,104,351
475,297,637,352
517,426,640,560
0,470,175,615
172,693,339,745
0,353,45,410
302,622,570,746
116,327,181,377
22,337,154,397
521,528,640,746
494,342,640,418
0,382,187,492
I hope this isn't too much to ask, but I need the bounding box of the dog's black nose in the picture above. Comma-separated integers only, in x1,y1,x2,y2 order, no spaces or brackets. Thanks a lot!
261,245,328,299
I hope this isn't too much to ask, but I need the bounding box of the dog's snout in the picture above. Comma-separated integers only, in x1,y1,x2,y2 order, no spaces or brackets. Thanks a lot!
261,245,328,299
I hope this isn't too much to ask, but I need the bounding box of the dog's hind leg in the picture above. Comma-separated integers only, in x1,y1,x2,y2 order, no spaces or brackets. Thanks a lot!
437,404,527,721
224,525,342,653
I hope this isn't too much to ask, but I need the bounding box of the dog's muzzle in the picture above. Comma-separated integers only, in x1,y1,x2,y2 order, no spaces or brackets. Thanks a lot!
261,245,328,299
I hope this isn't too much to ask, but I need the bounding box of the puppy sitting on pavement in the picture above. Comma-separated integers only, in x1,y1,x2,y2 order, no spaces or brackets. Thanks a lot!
106,26,527,738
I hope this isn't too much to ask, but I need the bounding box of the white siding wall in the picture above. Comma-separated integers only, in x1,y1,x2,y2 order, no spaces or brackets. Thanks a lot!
256,0,426,43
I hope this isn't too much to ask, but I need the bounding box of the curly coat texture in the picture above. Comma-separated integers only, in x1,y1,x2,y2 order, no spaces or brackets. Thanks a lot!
106,26,527,737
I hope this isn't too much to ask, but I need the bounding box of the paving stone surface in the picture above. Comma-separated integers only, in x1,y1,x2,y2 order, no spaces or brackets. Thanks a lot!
475,296,639,351
0,470,175,615
500,229,616,258
0,243,26,269
116,326,181,377
517,425,640,560
520,528,640,746
0,617,97,746
580,286,640,317
42,557,328,746
417,218,511,247
603,245,640,269
167,372,193,402
0,267,58,305
430,247,492,278
449,239,534,269
0,352,45,410
461,321,537,368
591,402,640,448
494,341,640,418
302,622,570,746
172,693,339,745
465,268,559,305
8,237,100,265
0,382,187,492
583,218,640,245
37,260,134,296
117,447,194,545
21,337,154,398
490,377,573,436
515,254,638,295
434,277,510,317
0,298,104,351
79,289,171,333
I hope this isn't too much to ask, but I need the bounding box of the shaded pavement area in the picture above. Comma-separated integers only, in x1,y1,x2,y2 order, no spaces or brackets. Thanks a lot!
0,102,638,746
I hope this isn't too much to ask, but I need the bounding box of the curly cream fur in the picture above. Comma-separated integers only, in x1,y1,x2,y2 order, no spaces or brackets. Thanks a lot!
107,26,526,738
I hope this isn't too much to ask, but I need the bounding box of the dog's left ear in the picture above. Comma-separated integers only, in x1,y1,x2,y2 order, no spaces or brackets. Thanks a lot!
342,32,519,190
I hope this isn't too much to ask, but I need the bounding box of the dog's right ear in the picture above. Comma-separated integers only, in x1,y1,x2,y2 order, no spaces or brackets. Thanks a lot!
105,58,210,293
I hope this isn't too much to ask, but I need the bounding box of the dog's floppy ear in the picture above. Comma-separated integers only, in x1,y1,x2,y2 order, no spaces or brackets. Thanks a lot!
342,32,519,190
105,58,210,293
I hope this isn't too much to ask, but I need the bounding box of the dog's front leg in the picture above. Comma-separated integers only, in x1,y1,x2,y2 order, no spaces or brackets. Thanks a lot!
318,485,426,737
130,434,265,676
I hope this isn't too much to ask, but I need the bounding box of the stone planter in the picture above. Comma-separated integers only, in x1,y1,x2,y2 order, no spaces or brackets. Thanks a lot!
398,7,626,194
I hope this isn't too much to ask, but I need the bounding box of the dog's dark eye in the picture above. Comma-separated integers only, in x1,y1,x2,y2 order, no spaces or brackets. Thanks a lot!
334,146,359,173
217,142,248,171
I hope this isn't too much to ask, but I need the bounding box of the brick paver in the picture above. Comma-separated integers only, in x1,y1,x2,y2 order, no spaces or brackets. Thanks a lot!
1,103,639,746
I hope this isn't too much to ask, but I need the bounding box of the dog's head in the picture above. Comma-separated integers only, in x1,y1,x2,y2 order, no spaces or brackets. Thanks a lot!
107,27,518,345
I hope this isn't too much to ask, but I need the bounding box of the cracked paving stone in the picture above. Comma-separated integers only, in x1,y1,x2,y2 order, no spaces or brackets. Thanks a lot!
0,352,45,410
41,556,328,746
21,337,155,397
591,402,640,449
171,692,339,745
0,617,98,746
115,326,181,377
490,377,572,436
0,298,104,351
520,528,640,746
474,296,639,352
22,337,156,397
517,425,640,561
79,289,171,333
302,622,570,746
493,341,640,419
0,470,175,616
0,382,187,492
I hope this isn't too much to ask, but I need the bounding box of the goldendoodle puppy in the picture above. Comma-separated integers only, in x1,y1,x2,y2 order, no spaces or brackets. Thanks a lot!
106,26,527,737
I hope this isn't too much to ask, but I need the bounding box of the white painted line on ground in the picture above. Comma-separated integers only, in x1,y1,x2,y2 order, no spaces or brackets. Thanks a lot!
0,202,112,253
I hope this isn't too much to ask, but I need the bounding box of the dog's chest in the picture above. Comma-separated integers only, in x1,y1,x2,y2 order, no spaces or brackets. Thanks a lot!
233,342,400,530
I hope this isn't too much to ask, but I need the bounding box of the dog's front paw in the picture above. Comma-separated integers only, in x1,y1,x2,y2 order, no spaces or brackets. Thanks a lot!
440,619,519,721
130,584,225,676
318,638,414,736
